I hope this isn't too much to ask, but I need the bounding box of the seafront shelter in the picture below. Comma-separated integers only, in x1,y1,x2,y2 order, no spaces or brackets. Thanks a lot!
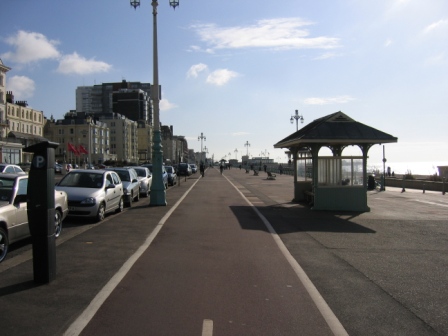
274,111,397,211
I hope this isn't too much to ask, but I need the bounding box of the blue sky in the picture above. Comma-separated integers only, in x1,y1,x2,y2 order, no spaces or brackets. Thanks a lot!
2,0,448,173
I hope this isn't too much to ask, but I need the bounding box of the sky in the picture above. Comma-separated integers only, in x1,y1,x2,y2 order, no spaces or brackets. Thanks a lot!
1,0,448,174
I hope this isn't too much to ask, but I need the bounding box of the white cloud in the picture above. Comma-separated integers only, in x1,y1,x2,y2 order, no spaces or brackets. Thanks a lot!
314,52,340,60
1,30,60,64
384,39,393,47
206,69,239,86
424,52,446,66
190,18,340,52
304,96,355,105
57,52,111,75
160,98,177,111
187,63,208,78
422,19,448,34
6,76,35,99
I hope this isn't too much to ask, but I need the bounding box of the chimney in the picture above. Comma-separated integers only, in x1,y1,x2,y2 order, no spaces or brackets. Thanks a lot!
6,91,14,104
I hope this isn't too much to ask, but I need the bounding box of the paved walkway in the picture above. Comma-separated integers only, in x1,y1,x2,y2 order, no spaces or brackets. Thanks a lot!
0,167,447,335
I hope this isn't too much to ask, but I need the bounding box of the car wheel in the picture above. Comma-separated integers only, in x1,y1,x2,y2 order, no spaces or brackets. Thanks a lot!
0,227,9,263
96,203,106,222
54,209,63,238
116,197,124,213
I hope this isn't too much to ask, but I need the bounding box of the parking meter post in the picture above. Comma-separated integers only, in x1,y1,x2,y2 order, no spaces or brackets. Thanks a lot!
24,141,59,284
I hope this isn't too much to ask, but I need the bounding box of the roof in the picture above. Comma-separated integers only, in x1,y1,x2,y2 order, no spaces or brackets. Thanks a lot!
274,111,398,149
7,131,48,142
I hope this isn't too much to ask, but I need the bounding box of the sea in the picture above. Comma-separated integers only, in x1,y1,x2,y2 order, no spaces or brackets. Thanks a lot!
367,161,448,177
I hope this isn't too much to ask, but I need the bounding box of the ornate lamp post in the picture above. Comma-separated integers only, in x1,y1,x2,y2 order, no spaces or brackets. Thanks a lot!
234,148,238,160
198,132,206,163
244,141,250,169
290,109,304,131
131,0,180,206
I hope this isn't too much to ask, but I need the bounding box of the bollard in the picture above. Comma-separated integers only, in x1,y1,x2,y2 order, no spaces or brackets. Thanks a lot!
443,177,446,195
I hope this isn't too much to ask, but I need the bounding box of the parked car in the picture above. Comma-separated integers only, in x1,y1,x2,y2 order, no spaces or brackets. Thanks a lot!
0,164,26,175
190,164,198,174
55,163,62,174
141,164,168,189
177,163,192,176
55,169,124,222
128,166,152,197
0,174,68,263
18,162,31,173
105,167,140,206
165,166,177,186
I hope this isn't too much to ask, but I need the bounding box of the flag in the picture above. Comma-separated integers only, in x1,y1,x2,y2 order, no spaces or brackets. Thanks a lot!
78,144,89,154
67,143,80,156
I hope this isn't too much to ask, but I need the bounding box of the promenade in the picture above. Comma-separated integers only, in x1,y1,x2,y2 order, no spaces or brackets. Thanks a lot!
0,167,447,335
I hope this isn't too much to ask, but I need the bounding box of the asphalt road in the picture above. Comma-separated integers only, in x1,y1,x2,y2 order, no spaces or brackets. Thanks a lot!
0,167,447,335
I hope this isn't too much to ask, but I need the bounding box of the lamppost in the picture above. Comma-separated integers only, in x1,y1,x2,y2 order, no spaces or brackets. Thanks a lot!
244,141,250,169
234,148,238,160
290,109,304,131
198,132,206,163
131,0,180,206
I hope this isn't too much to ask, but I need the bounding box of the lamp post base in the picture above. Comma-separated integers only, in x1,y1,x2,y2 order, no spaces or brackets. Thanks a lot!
149,129,167,206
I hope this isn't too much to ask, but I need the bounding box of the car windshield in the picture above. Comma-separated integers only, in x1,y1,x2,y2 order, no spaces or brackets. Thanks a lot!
59,172,104,188
134,169,147,177
116,171,130,182
0,177,15,202
166,167,173,173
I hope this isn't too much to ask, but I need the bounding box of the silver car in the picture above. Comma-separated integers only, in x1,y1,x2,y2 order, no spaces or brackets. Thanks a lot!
0,174,68,263
55,169,124,222
0,164,26,175
128,166,152,197
105,168,140,206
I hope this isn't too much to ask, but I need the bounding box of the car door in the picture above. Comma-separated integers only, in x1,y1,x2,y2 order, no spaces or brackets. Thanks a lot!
104,172,118,212
109,172,123,209
8,177,29,243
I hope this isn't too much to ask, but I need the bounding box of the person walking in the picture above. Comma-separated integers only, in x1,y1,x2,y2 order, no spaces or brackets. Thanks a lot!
220,162,224,175
200,162,205,177
279,164,283,175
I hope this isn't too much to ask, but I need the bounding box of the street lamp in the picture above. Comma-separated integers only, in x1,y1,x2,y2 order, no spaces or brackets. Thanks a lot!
234,148,238,160
131,0,180,206
290,109,304,131
198,132,206,163
203,146,208,164
244,141,250,169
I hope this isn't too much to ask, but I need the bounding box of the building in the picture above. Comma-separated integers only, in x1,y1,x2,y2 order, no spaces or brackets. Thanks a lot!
0,59,11,139
44,111,116,165
95,112,138,164
76,80,153,124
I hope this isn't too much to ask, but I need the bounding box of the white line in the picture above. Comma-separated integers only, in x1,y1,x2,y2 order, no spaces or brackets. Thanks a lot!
223,175,349,336
202,319,213,336
63,179,201,336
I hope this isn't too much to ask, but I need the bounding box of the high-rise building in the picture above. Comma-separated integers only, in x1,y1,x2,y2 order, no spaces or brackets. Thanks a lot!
76,80,153,124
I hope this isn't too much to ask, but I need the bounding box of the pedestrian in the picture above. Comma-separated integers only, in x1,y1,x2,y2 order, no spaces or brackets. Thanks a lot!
279,164,283,175
239,164,241,170
263,164,267,172
220,162,224,175
200,162,205,177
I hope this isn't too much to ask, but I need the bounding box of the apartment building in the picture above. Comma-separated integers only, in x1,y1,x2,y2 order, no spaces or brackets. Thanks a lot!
44,111,116,165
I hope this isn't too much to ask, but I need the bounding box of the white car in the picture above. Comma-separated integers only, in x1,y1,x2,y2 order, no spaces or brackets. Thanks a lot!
0,164,26,175
55,169,124,222
128,166,152,197
0,174,68,263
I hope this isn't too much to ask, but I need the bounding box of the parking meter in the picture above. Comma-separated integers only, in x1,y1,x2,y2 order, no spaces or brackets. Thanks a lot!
24,141,59,284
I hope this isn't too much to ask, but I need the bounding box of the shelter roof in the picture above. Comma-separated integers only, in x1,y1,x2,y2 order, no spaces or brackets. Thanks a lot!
274,111,397,149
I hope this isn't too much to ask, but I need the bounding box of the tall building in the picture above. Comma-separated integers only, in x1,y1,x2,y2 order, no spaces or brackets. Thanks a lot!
76,80,153,124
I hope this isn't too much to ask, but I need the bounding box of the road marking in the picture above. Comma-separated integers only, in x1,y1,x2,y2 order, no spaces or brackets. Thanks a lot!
63,178,202,336
202,319,213,336
223,174,349,336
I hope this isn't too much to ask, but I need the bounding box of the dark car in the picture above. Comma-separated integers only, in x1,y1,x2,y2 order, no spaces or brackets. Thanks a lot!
141,164,168,189
165,166,177,186
177,163,192,176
